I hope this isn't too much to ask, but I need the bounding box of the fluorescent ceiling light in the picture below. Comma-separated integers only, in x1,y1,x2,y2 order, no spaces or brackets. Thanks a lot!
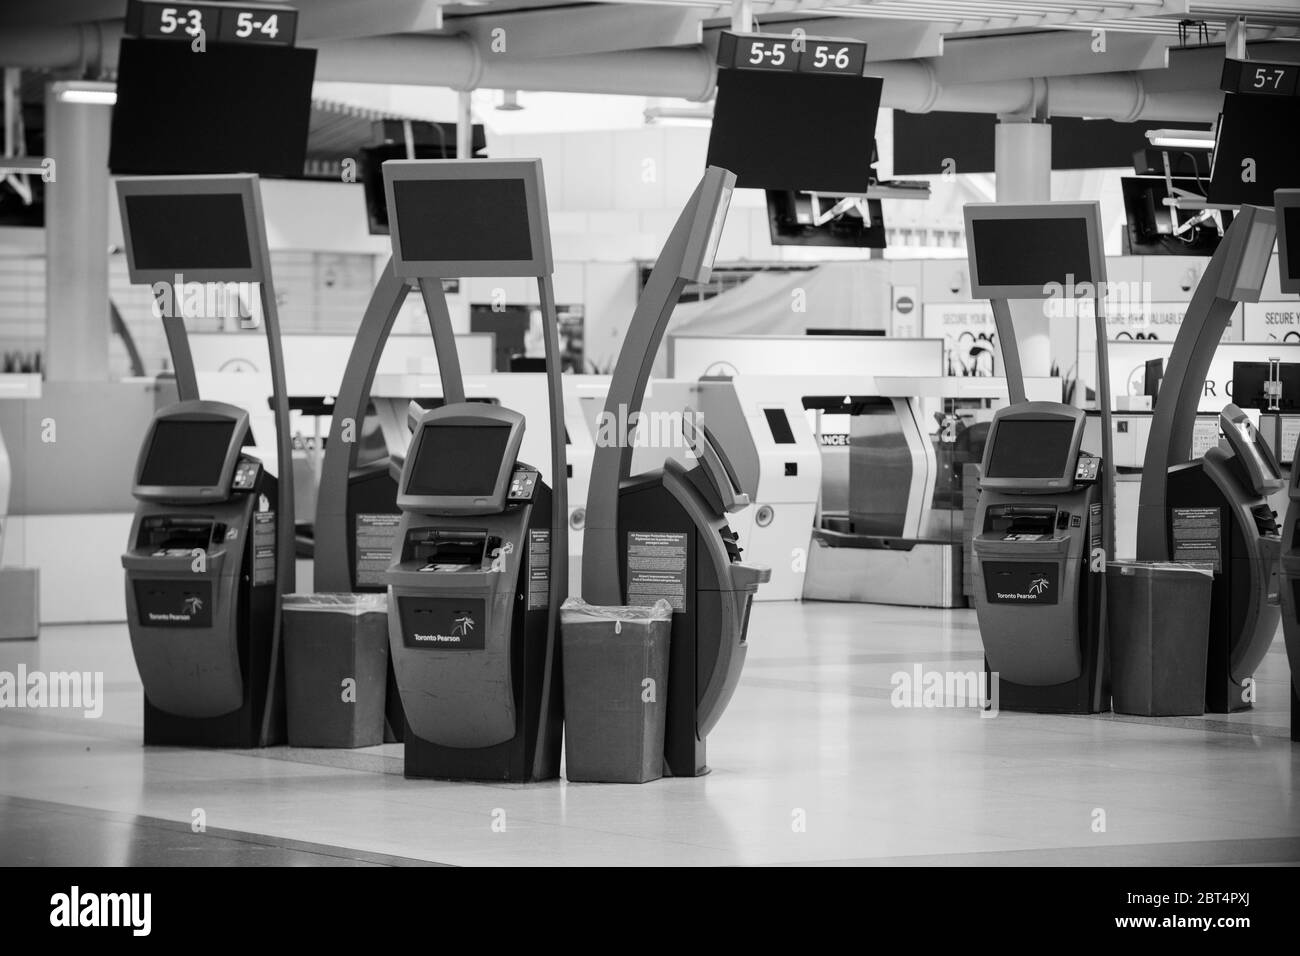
1145,128,1213,149
52,82,117,105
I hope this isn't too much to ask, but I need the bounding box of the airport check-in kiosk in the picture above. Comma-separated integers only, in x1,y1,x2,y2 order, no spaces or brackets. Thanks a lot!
1270,188,1300,739
964,202,1114,713
971,405,1107,711
380,160,567,781
1137,204,1283,713
117,176,295,746
584,167,770,776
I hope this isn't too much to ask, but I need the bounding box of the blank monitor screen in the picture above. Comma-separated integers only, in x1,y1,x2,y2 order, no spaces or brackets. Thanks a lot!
124,194,252,272
1231,362,1300,413
1208,94,1300,206
110,39,315,178
1284,206,1300,285
393,179,533,262
764,408,797,444
406,424,511,497
706,69,883,193
139,420,236,487
972,218,1095,289
985,419,1076,480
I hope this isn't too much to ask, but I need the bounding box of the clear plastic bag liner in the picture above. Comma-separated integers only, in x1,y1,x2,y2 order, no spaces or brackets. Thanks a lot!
1109,560,1214,579
281,593,389,615
560,597,673,630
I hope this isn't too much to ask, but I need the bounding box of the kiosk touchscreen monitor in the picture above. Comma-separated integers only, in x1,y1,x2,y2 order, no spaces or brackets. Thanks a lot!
1276,190,1300,296
406,423,512,497
382,160,552,279
979,405,1085,494
133,406,247,501
985,419,1077,480
117,176,265,284
397,407,525,515
964,203,1105,300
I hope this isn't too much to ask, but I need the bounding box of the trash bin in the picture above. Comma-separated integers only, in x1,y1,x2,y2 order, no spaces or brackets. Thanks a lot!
281,593,389,748
1106,561,1215,716
560,598,672,783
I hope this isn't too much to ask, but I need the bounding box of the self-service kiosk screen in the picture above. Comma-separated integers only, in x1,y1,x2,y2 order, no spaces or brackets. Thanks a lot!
140,420,236,488
972,218,1094,289
986,419,1076,480
124,194,253,271
392,179,533,262
406,423,511,497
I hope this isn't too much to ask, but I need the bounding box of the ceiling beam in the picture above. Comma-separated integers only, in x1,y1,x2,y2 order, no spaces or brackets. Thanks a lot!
296,0,446,41
452,6,705,56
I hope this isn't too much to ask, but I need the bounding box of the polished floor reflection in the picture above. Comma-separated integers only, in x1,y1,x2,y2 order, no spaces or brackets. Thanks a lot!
1,603,1297,866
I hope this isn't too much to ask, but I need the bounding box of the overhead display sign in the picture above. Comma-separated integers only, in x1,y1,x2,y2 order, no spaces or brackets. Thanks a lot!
715,31,868,77
1220,58,1300,97
125,0,299,46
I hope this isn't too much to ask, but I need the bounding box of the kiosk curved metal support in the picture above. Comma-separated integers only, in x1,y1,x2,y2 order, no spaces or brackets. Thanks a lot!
583,166,735,605
314,260,470,593
313,260,411,592
1135,206,1276,561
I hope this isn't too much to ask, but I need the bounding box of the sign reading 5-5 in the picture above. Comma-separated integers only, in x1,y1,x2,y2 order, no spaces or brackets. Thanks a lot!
125,0,299,47
717,32,867,77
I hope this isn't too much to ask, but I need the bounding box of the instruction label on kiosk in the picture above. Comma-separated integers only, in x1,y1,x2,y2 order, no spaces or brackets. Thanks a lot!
626,531,688,612
1171,507,1222,572
527,529,550,610
252,511,275,586
355,513,401,588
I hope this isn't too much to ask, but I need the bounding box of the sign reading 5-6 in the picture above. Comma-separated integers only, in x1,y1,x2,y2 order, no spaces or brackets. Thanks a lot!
126,0,298,47
716,32,867,77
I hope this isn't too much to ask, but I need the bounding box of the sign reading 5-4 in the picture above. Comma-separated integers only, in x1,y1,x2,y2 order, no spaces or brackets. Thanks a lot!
716,32,867,77
125,0,299,47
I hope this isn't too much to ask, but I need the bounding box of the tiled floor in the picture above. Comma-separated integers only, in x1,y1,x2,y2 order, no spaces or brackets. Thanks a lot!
1,602,1297,866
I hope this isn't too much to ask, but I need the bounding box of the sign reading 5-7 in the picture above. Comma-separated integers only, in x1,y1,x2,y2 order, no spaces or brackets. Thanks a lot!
125,0,299,47
1221,58,1299,97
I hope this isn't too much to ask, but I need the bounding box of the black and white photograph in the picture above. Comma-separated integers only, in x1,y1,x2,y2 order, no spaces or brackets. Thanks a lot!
0,0,1297,926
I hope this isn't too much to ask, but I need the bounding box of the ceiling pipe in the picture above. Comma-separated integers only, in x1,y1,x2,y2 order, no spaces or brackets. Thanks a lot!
0,20,121,75
0,23,1223,122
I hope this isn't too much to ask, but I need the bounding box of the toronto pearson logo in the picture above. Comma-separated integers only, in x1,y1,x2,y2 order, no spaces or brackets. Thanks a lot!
452,614,475,637
1029,575,1050,596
